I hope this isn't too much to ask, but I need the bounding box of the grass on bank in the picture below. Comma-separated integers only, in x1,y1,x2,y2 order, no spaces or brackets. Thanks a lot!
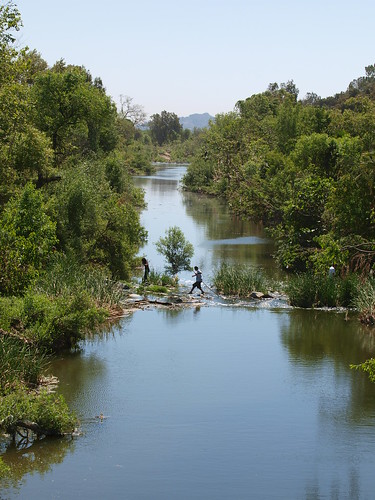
0,255,128,445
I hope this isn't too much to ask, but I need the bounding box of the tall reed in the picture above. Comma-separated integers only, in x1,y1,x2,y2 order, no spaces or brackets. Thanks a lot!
352,278,375,324
212,263,268,296
0,336,47,392
36,254,123,309
286,272,361,308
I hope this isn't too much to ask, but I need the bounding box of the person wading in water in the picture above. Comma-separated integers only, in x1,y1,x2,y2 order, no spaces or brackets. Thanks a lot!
189,266,204,295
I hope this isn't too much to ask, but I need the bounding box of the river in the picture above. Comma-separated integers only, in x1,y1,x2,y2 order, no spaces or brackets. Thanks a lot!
2,164,375,499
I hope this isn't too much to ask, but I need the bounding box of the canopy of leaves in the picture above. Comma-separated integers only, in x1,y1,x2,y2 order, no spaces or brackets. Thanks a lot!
183,70,375,274
149,110,182,145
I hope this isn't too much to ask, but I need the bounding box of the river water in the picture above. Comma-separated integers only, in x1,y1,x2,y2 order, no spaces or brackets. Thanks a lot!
2,164,375,499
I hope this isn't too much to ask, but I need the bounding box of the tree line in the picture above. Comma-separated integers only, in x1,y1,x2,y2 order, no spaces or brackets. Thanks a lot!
183,71,375,277
0,0,155,455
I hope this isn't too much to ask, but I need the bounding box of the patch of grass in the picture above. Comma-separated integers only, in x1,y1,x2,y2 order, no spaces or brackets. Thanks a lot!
285,273,317,308
338,274,361,307
212,263,268,297
0,296,24,331
146,284,169,294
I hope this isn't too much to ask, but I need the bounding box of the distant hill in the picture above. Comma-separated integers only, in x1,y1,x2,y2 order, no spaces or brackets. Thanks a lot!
179,113,214,130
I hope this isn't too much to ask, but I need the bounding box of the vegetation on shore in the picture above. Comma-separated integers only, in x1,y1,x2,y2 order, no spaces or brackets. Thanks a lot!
182,67,375,325
0,1,205,453
2,0,375,473
0,1,152,452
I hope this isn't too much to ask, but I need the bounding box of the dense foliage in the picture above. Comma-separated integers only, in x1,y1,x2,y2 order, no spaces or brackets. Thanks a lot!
183,73,375,276
0,2,150,444
0,2,148,294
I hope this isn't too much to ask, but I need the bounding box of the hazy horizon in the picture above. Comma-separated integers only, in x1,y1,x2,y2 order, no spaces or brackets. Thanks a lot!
14,0,375,118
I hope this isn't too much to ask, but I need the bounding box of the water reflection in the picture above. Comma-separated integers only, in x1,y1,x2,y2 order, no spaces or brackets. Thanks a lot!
280,309,375,423
3,165,375,499
1,436,75,492
134,164,278,279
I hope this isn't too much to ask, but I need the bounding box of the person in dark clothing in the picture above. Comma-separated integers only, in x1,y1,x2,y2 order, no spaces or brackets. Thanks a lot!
141,257,150,282
189,266,204,294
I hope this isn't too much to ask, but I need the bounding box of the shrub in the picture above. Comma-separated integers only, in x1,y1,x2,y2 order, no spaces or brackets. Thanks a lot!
22,290,108,350
182,158,215,193
0,183,57,295
351,358,375,383
0,388,77,436
52,163,146,279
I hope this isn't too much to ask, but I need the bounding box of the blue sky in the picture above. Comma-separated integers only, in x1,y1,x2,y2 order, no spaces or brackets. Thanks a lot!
14,0,375,118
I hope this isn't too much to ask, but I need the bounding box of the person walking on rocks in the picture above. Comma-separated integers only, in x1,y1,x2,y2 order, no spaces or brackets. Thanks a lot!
142,257,150,282
189,266,204,295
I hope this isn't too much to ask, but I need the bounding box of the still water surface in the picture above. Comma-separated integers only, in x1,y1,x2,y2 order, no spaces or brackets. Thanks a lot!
2,165,375,499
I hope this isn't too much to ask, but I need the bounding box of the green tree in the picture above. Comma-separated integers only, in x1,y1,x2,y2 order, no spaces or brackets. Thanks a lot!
52,161,146,278
0,1,22,86
155,226,194,274
149,110,182,145
31,62,117,162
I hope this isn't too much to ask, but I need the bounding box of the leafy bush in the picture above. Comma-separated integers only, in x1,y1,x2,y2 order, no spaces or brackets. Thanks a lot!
52,162,146,279
0,388,77,436
0,183,57,295
351,358,375,383
22,290,108,350
182,158,215,193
